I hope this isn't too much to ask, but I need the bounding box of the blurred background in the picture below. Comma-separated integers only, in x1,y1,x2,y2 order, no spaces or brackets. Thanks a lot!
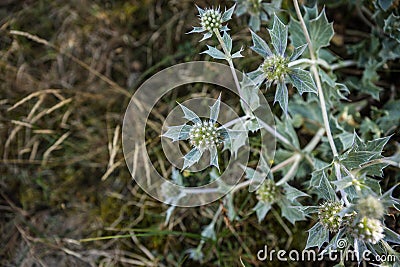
0,0,399,266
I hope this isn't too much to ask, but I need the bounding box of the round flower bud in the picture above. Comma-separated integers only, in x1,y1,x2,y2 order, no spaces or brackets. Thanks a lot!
189,120,221,150
261,55,289,81
256,179,280,204
318,201,344,232
352,217,384,244
356,195,385,219
201,9,223,33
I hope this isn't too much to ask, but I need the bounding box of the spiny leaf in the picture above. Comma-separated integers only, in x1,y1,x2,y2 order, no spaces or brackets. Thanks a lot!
196,5,205,16
199,32,213,42
201,45,226,60
332,176,354,191
379,0,394,11
222,32,232,53
287,68,317,95
384,13,400,42
306,222,329,249
253,201,272,222
222,4,236,22
201,223,216,241
289,6,334,54
339,133,391,171
290,44,308,61
278,199,306,224
275,116,300,149
283,183,309,202
222,127,247,158
178,103,201,123
209,145,219,171
384,227,400,244
183,148,202,169
274,80,288,114
250,30,273,58
240,74,261,111
162,124,192,142
249,14,261,32
209,94,221,123
380,184,400,209
268,15,288,56
188,26,205,34
232,47,244,58
310,168,336,201
171,168,184,185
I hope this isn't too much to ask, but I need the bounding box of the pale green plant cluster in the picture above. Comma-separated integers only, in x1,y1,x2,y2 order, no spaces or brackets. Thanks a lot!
162,0,400,265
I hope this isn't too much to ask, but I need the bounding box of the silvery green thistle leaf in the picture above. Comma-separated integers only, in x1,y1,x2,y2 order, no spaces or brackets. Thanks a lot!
287,68,317,95
306,222,330,249
201,33,243,60
290,43,308,61
201,45,226,60
209,94,221,123
188,5,236,42
250,29,272,58
289,6,334,54
268,15,288,56
162,124,192,142
274,80,288,114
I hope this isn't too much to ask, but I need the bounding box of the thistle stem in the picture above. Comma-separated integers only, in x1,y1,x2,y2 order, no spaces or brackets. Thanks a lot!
330,60,357,71
276,154,302,186
213,29,244,106
289,58,330,69
292,0,338,158
220,115,249,129
288,58,357,71
303,128,325,153
292,0,352,205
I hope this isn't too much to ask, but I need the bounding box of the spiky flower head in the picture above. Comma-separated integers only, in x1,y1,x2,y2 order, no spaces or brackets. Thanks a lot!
261,54,289,81
356,195,385,219
162,95,240,170
256,179,280,204
200,8,223,33
352,217,384,244
189,120,221,151
318,201,344,232
188,5,235,41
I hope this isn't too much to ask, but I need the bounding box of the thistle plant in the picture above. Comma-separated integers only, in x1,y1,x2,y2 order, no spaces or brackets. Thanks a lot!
248,15,316,114
188,5,235,41
162,95,240,170
162,1,400,265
